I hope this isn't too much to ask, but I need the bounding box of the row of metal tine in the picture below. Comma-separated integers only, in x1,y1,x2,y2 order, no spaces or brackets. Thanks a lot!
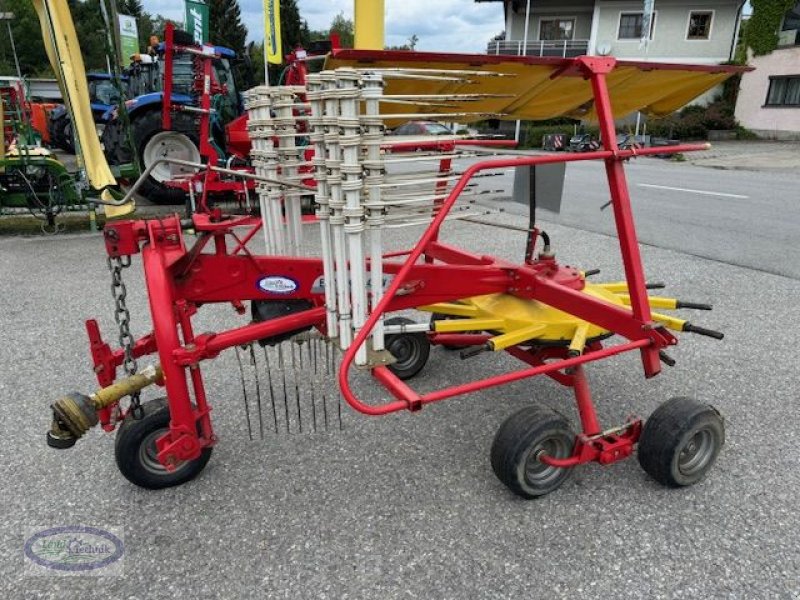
239,67,506,434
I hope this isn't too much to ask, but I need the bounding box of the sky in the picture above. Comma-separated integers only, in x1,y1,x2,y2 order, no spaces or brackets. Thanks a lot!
140,0,506,53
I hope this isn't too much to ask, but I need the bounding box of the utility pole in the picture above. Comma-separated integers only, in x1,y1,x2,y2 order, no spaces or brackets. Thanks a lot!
0,13,23,79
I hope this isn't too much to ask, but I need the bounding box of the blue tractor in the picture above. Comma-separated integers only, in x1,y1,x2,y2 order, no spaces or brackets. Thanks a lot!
48,72,125,153
101,29,245,204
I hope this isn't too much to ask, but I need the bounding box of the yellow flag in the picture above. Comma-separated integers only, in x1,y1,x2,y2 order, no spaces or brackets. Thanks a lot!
265,0,282,64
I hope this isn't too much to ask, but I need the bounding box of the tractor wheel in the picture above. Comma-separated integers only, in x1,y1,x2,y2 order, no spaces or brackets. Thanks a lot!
62,119,76,154
100,116,129,165
50,113,74,153
638,396,724,488
491,405,575,499
115,397,212,489
104,109,200,205
385,317,431,380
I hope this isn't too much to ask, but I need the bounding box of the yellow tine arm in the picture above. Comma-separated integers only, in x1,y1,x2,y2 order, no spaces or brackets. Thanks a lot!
419,303,481,318
649,311,687,332
488,324,546,351
434,318,506,333
617,294,679,310
568,322,590,356
598,282,630,293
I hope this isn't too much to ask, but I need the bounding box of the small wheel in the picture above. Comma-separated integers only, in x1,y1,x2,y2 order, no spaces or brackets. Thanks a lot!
638,396,724,487
491,405,575,499
114,397,212,489
385,317,431,380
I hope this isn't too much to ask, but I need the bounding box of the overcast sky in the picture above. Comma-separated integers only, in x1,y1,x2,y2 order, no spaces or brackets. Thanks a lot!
140,0,505,53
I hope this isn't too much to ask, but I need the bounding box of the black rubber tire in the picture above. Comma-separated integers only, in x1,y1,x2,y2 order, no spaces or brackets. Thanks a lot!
638,396,724,488
491,405,575,499
50,113,74,153
62,119,76,154
385,316,431,380
114,397,212,490
103,109,199,205
100,116,129,165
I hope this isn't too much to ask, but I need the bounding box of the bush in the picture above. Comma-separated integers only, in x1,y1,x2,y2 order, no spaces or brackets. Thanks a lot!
646,100,740,140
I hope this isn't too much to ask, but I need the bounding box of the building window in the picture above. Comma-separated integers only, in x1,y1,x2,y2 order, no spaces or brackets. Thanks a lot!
618,12,656,40
781,2,800,46
687,11,713,40
766,76,800,107
539,18,575,41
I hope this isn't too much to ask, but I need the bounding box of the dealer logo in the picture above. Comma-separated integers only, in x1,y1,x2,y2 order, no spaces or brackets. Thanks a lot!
257,275,299,295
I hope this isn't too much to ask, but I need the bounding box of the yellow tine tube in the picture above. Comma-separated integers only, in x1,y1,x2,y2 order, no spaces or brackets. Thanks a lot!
419,303,481,318
434,318,506,333
488,324,547,351
568,322,591,356
598,282,630,293
617,294,679,310
649,311,687,332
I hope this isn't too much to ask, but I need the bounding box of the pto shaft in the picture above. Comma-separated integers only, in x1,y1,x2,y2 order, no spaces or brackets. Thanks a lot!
47,365,163,448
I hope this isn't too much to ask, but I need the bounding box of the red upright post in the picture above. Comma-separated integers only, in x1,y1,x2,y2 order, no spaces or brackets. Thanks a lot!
162,23,174,130
581,57,661,378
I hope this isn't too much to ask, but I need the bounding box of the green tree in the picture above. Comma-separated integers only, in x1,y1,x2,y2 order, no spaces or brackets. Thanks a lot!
747,0,796,56
280,0,311,55
249,41,266,85
118,0,144,17
209,0,248,57
0,0,50,76
330,12,354,48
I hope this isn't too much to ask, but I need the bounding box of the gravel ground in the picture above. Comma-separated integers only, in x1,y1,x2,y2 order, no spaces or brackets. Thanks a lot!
1,211,798,599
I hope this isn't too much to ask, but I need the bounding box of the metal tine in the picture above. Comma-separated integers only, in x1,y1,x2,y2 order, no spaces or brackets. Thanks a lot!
368,112,504,120
381,171,457,182
278,343,290,433
290,343,303,433
306,341,317,433
319,341,329,431
380,93,514,101
380,208,492,228
262,345,280,434
336,349,343,431
248,344,265,440
377,175,463,188
380,153,467,163
234,346,253,441
372,73,475,82
358,67,513,77
377,99,460,107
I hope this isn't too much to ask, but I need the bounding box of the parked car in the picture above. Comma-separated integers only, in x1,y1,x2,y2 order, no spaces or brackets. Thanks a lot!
387,120,456,152
568,132,601,152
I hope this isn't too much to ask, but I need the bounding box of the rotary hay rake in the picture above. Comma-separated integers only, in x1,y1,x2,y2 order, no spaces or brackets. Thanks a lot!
48,55,733,497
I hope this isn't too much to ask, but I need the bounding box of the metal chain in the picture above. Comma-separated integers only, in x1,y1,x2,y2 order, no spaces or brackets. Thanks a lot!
108,255,143,419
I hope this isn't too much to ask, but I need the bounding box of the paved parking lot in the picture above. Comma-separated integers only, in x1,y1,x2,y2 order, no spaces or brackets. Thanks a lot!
2,157,800,598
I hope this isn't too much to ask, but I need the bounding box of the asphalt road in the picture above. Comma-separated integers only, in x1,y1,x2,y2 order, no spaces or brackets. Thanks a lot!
453,154,800,280
2,158,800,598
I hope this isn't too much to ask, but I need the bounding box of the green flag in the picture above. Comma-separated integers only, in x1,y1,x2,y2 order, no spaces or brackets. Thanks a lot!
184,0,210,45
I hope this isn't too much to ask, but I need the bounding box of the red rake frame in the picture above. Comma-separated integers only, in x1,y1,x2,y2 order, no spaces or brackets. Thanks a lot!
92,56,707,471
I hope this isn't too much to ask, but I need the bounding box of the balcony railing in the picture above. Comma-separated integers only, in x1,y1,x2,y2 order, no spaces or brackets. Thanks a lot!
486,39,590,58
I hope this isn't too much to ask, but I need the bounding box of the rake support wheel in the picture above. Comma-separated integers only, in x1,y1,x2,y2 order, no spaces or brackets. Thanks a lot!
637,396,724,487
115,397,212,489
385,317,431,380
491,405,576,499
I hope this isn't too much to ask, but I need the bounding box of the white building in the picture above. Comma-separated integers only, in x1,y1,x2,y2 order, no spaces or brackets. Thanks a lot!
478,0,744,65
735,3,800,140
